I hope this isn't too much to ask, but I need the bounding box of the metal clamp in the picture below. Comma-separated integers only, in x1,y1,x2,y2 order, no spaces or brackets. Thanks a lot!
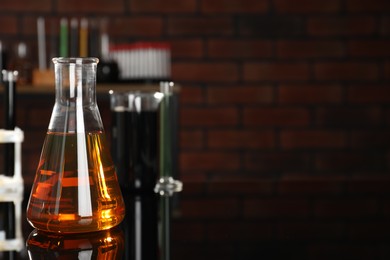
154,177,183,196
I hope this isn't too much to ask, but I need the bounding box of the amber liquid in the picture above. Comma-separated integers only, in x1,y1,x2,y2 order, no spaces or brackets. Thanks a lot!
27,131,125,233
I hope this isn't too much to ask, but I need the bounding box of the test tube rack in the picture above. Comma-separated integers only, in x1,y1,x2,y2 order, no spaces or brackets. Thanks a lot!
0,128,24,252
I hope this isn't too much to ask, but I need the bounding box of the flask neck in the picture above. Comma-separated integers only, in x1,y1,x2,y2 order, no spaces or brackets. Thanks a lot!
54,58,98,106
50,58,103,133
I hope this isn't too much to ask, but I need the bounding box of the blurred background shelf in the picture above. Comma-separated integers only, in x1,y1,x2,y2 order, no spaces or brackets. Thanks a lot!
2,83,173,95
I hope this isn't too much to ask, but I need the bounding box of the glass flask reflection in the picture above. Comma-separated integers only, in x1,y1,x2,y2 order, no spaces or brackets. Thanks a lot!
26,227,124,259
26,58,125,233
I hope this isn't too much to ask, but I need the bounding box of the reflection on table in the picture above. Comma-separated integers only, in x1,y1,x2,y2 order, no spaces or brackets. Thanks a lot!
24,192,176,260
26,227,124,259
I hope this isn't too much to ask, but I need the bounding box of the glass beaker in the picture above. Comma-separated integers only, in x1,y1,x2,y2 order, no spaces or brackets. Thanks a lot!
110,90,162,260
110,90,163,193
26,57,125,233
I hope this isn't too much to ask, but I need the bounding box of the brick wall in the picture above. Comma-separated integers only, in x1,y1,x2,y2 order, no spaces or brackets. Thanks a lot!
0,0,390,259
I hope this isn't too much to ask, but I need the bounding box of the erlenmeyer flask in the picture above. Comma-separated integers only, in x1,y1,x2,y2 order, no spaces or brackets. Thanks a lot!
26,57,125,233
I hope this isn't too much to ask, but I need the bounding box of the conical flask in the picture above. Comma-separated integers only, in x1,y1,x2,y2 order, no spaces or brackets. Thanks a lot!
26,57,125,233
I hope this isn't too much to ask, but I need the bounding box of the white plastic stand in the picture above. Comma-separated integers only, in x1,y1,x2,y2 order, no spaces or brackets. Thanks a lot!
0,127,24,252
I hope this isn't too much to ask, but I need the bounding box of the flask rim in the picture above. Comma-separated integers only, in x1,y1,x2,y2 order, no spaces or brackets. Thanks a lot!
52,57,99,65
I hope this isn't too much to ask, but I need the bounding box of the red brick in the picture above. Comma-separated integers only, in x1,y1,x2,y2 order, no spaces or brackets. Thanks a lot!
208,222,274,242
168,17,233,36
172,222,205,242
280,130,346,149
170,39,204,59
278,176,343,195
386,61,390,80
58,0,124,13
348,40,390,57
22,173,34,188
208,130,275,149
346,0,390,12
382,200,390,217
180,107,239,127
346,176,390,194
274,0,341,13
130,0,196,13
207,85,274,105
179,151,240,171
207,180,275,195
347,85,390,103
25,153,41,182
244,198,310,218
0,16,17,35
172,62,238,83
244,152,310,172
180,181,207,195
180,130,204,149
27,107,52,127
314,199,378,217
201,0,268,13
386,108,390,125
110,17,163,37
180,171,208,182
208,39,273,59
13,102,28,126
315,107,382,126
277,40,344,58
180,198,239,218
278,84,342,104
0,0,51,12
347,221,390,240
179,86,204,105
314,62,379,81
381,16,390,35
238,16,304,37
383,64,390,79
350,131,390,148
278,221,344,240
243,107,310,127
244,62,309,81
308,16,376,36
23,130,47,153
315,152,386,172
